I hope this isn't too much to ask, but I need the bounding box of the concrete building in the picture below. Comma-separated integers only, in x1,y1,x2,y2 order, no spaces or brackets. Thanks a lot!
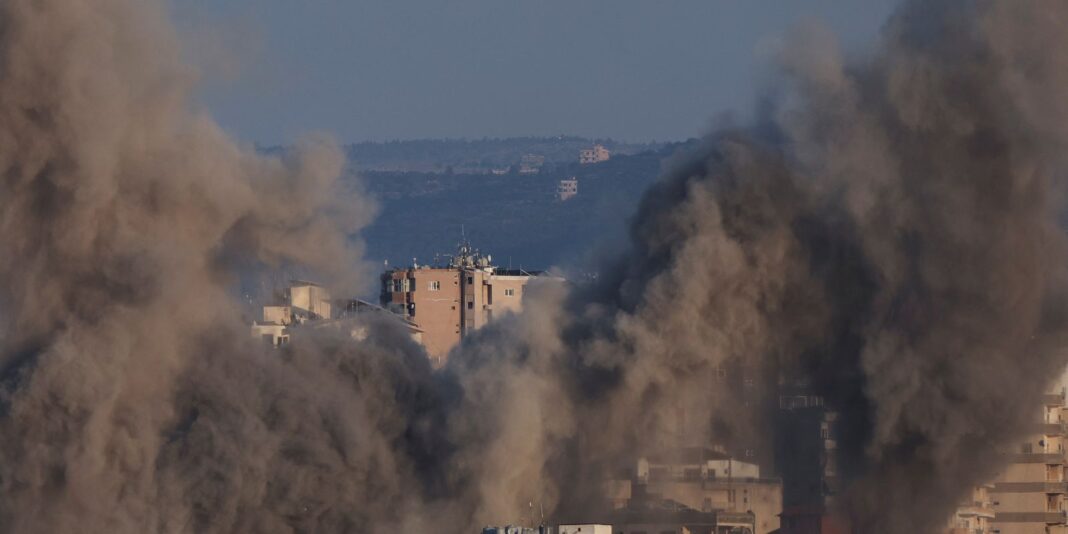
250,283,328,347
287,280,332,321
557,525,611,534
381,241,551,365
610,447,781,534
251,321,288,347
557,177,578,201
775,387,844,534
990,377,1068,534
580,144,610,165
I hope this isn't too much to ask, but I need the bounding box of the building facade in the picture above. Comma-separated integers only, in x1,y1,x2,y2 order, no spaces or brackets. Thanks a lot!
557,177,578,201
990,379,1068,534
557,525,611,534
579,144,610,165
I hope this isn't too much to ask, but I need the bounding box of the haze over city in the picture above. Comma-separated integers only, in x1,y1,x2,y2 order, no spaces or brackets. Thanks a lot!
0,2,1065,534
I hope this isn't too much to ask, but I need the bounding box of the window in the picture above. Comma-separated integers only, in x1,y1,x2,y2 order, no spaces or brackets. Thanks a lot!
428,280,441,291
467,276,474,284
467,301,474,310
504,288,516,297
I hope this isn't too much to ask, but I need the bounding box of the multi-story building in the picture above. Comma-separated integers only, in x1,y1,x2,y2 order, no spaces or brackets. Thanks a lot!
609,447,781,534
775,386,845,534
381,242,550,365
579,144,610,165
990,378,1068,534
250,280,331,346
557,177,578,201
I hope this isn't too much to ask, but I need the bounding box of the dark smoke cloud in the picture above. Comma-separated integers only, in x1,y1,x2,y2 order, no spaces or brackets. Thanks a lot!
446,1,1068,531
0,0,1066,533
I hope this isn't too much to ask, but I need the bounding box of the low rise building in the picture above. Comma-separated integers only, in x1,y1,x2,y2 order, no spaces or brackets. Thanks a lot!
610,499,756,534
580,144,610,164
557,525,611,534
481,527,553,534
610,447,781,534
251,282,419,348
557,177,578,201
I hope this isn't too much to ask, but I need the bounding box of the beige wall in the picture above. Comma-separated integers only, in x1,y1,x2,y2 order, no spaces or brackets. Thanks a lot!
290,284,332,319
263,305,291,325
487,275,528,317
251,323,287,346
410,269,461,364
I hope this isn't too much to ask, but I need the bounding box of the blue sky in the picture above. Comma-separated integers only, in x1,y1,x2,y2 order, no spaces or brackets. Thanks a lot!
173,1,900,144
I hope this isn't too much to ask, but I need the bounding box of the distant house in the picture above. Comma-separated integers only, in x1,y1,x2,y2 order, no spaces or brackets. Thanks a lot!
580,144,610,165
557,177,578,201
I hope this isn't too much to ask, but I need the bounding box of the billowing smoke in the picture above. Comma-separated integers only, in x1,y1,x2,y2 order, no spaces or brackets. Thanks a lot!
0,0,1067,533
442,0,1068,531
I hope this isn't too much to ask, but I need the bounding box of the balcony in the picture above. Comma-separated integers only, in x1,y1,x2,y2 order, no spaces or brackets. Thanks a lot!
1007,453,1067,464
994,511,1068,524
994,482,1068,493
956,501,996,519
1038,422,1068,435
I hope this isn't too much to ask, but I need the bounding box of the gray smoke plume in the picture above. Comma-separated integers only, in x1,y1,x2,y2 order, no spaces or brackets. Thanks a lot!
1,0,1068,533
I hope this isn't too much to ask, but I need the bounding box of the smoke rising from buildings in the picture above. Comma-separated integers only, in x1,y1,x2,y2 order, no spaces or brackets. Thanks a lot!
0,0,1066,533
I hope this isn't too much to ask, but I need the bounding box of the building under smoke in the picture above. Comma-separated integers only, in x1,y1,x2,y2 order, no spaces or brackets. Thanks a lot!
380,241,557,365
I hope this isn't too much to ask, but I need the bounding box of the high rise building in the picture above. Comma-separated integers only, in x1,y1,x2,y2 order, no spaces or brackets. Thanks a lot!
775,391,844,534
